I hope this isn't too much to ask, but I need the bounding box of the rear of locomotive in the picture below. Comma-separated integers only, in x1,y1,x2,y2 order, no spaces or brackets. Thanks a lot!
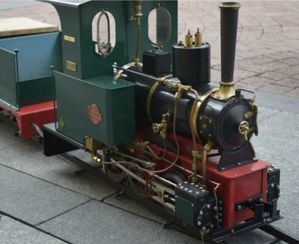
43,0,281,241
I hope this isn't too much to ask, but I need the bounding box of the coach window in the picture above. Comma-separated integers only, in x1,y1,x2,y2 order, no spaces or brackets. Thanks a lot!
92,10,116,57
148,5,172,47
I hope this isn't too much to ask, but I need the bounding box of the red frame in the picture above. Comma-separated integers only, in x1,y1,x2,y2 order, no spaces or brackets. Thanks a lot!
0,101,55,139
135,132,270,229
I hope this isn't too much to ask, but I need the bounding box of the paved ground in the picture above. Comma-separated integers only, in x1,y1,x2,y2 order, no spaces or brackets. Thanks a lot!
0,1,299,244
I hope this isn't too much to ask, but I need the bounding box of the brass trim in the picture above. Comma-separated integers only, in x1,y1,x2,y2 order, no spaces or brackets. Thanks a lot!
152,112,170,140
202,141,213,187
194,28,202,47
114,62,136,81
212,82,235,100
191,149,201,183
64,34,75,43
146,75,172,122
58,118,65,129
238,120,250,141
147,80,160,123
153,185,165,204
190,88,218,141
185,30,193,47
133,0,143,66
65,60,77,72
219,2,241,9
83,136,105,156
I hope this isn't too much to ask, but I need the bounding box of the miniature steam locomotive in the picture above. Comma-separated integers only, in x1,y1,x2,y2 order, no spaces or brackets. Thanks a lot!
0,0,282,242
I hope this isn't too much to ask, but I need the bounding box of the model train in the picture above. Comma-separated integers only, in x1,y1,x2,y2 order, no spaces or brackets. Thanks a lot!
0,0,282,242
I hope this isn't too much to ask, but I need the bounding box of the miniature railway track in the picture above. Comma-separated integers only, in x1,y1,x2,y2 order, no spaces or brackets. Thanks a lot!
259,225,299,244
61,152,299,244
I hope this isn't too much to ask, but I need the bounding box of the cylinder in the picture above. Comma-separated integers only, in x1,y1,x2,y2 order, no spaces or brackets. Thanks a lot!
219,2,240,83
172,43,210,87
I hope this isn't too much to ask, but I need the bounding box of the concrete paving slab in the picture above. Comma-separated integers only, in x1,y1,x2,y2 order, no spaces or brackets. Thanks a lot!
0,120,22,149
0,125,117,200
0,215,65,244
252,111,299,238
287,87,299,97
227,229,275,244
0,164,89,225
39,200,200,244
258,83,293,95
256,90,299,114
38,199,280,244
103,193,166,224
257,107,279,123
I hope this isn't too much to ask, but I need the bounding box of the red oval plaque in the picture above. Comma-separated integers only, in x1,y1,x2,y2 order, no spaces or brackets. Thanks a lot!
87,104,103,124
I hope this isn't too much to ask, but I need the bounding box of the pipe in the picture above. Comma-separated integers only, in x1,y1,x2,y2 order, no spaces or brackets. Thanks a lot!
219,2,241,84
134,0,143,67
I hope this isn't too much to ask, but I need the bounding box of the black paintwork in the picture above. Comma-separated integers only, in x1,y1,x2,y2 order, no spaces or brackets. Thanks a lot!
220,4,240,83
172,43,211,86
143,49,171,76
124,66,256,167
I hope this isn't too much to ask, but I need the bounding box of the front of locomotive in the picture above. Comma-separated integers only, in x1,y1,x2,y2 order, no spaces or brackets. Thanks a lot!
111,1,281,241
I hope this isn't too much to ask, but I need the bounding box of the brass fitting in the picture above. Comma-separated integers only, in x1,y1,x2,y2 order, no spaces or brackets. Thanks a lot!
194,28,202,47
238,121,250,141
191,149,201,183
153,185,165,204
213,81,235,100
202,141,213,187
163,79,192,94
133,0,143,67
238,103,258,141
185,30,193,48
152,113,170,140
134,0,143,25
177,83,192,92
135,140,150,148
249,101,259,136
84,136,105,160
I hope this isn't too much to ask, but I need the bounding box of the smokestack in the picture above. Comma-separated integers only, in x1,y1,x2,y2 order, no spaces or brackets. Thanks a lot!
219,2,240,84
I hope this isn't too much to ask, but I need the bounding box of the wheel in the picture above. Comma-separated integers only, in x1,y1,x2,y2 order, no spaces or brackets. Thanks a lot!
162,171,186,185
105,164,126,183
128,166,146,197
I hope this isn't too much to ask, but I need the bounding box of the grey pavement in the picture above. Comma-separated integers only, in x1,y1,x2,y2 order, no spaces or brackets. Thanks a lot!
0,1,299,244
0,216,65,244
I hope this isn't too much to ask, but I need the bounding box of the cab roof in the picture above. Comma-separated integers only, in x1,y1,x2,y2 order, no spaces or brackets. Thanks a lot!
40,0,92,7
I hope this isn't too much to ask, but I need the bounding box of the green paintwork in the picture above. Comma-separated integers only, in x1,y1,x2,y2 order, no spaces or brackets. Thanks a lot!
54,71,135,146
44,0,178,146
17,77,54,107
0,32,62,108
175,196,196,226
0,48,17,108
46,0,178,79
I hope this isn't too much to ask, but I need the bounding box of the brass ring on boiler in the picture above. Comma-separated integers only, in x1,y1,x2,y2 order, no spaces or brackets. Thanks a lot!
146,75,172,123
190,88,218,141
